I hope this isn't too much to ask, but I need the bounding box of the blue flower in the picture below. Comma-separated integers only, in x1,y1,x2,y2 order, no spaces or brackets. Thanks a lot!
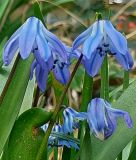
42,123,79,149
3,17,67,65
30,44,71,91
62,107,87,133
72,20,134,77
87,98,133,140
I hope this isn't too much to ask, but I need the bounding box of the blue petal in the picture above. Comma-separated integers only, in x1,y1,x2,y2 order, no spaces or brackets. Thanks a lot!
58,140,71,148
42,24,67,61
72,25,92,50
114,51,134,70
34,50,54,70
36,23,52,62
68,141,79,150
35,64,48,92
19,17,39,59
83,50,105,77
62,110,73,133
106,105,133,128
105,20,128,54
87,98,106,140
3,26,21,65
83,21,104,59
53,64,70,84
66,107,87,120
30,60,37,80
109,42,134,70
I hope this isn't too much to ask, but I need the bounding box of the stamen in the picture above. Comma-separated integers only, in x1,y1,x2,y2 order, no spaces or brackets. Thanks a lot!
103,44,109,47
54,59,58,64
108,52,116,55
97,47,102,52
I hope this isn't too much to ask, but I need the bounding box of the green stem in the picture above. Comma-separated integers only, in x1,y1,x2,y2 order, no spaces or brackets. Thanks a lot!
36,54,83,160
100,55,109,101
0,54,20,104
32,85,40,107
123,70,129,90
79,72,93,145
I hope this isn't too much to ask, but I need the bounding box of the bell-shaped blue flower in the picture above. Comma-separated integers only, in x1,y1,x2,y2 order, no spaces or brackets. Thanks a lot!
72,20,134,77
30,44,71,92
87,98,133,140
42,123,79,149
3,16,67,66
62,107,87,133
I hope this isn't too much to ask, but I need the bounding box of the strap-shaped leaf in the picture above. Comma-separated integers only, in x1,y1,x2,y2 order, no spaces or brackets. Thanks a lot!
90,80,136,160
2,108,52,160
0,55,34,154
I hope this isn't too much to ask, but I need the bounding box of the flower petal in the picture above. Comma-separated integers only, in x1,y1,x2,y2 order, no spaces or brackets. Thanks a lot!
66,107,87,120
36,24,52,62
87,98,106,140
114,51,134,70
83,21,104,59
30,60,37,80
53,64,70,84
3,26,21,65
72,25,92,50
35,64,48,92
83,50,105,77
42,24,67,61
105,20,128,54
19,17,39,59
62,110,73,133
106,106,133,128
34,50,54,70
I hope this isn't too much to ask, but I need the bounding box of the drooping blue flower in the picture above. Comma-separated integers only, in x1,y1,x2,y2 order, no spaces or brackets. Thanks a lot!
62,107,87,133
87,98,133,140
3,16,67,66
30,44,71,91
72,20,134,77
42,123,79,149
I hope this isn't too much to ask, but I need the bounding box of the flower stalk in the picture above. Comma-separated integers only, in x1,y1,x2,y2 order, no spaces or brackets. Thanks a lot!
123,70,129,90
79,72,93,145
100,55,109,101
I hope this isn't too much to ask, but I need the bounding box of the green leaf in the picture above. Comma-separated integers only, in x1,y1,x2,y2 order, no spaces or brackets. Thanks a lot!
19,78,35,115
2,108,52,160
62,146,71,160
90,80,136,160
0,0,10,20
80,127,92,160
0,55,34,154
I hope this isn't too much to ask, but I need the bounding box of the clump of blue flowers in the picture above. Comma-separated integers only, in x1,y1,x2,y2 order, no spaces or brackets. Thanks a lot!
2,16,133,144
72,20,134,76
60,98,132,141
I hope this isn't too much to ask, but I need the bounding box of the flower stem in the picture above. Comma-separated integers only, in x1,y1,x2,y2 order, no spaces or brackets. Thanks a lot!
36,54,83,160
0,54,20,104
32,85,40,107
123,70,129,90
100,55,109,101
79,71,93,144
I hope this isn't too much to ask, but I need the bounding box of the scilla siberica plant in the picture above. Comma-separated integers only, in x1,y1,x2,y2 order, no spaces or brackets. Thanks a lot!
1,10,134,160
